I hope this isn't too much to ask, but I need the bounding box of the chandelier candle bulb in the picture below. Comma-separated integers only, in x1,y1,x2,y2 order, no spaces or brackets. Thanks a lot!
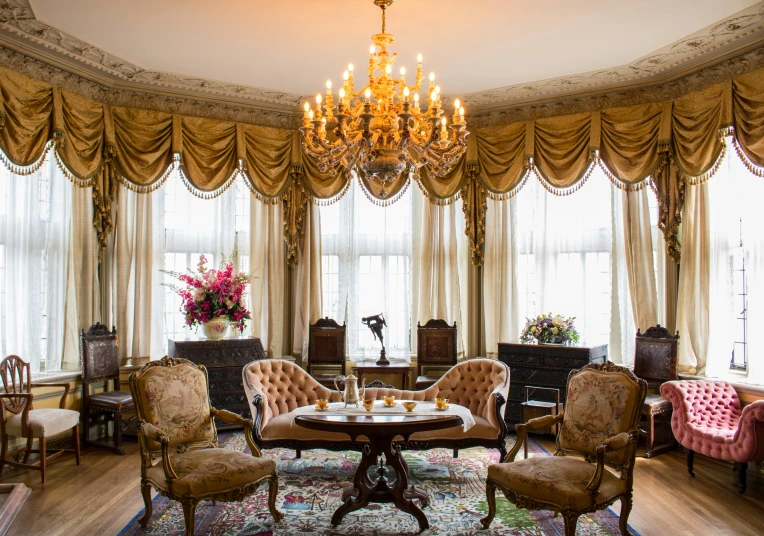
403,86,410,102
460,106,465,123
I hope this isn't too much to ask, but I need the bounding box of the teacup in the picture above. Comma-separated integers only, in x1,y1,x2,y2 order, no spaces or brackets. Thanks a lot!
435,397,449,409
402,401,417,413
316,398,329,409
383,395,395,406
362,399,375,412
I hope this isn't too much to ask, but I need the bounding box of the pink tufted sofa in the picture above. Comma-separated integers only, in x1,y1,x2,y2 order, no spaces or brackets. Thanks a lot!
243,358,510,460
660,380,764,493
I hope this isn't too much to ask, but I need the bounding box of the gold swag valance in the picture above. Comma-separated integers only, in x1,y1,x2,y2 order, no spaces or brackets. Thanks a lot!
3,65,764,266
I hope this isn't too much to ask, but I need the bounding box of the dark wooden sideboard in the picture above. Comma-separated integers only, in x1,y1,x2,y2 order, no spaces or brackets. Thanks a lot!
497,342,608,429
167,336,266,430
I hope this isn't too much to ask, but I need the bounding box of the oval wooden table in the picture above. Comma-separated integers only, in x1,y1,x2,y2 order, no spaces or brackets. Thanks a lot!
295,413,463,531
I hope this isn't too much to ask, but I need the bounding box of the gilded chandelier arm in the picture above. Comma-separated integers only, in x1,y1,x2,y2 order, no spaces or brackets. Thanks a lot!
585,431,636,493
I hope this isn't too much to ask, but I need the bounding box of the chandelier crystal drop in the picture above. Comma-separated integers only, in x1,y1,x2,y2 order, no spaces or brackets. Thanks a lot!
300,0,468,192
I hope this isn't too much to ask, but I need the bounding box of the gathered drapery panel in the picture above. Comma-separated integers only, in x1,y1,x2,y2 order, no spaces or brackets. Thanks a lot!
0,67,52,168
672,82,729,178
650,153,684,261
56,89,104,181
599,103,663,186
109,107,174,188
733,69,764,170
475,121,527,196
416,153,468,202
179,116,238,194
240,124,294,199
533,112,594,192
292,204,323,360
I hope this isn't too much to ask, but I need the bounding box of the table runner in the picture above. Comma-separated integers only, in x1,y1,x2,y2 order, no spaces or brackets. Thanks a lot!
290,400,475,432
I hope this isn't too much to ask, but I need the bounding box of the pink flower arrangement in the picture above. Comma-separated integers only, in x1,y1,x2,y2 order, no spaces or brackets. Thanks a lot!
163,254,254,333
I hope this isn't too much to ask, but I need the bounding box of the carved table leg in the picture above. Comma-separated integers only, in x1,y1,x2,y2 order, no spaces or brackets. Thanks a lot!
384,441,430,529
332,443,378,526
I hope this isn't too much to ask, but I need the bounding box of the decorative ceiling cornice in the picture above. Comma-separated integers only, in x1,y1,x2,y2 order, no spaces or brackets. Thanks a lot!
1,0,764,128
467,45,764,129
459,3,764,109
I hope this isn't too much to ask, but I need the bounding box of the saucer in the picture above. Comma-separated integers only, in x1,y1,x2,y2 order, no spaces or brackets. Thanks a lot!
434,405,450,411
314,406,331,411
383,402,397,407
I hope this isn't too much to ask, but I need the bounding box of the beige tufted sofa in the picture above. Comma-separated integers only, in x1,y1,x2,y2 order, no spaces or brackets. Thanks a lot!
243,358,510,459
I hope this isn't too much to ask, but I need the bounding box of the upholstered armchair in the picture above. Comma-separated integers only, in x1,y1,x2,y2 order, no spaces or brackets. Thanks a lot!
129,356,283,536
481,362,647,536
660,380,764,493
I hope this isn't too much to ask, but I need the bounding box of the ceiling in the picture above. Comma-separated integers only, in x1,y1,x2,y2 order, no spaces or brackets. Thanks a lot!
29,0,762,100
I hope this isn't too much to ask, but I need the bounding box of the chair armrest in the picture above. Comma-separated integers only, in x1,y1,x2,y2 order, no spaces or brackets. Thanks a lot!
505,413,564,463
585,431,637,493
0,393,33,435
210,407,261,457
30,382,71,408
139,422,178,483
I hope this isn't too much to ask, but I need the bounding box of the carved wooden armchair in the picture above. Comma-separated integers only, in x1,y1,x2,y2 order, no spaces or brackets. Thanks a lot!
415,319,457,389
0,355,80,483
129,356,283,536
481,362,647,536
81,323,136,454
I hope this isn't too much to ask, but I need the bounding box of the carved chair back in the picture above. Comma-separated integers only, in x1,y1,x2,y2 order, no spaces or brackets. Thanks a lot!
556,362,647,475
634,325,679,386
129,356,217,456
307,317,346,374
0,355,32,415
416,319,457,379
80,323,120,394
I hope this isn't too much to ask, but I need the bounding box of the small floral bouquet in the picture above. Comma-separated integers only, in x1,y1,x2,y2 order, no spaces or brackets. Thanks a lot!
520,313,579,345
162,254,255,333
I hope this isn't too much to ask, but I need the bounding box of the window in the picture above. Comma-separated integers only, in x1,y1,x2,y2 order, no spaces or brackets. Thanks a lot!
320,179,413,360
0,151,71,372
706,148,764,383
514,172,614,345
160,174,249,349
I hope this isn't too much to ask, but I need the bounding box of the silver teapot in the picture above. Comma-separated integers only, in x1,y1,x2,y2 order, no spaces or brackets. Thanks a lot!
334,373,367,407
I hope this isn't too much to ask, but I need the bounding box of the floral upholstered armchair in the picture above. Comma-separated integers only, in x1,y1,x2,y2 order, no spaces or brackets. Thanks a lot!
129,356,283,536
481,362,647,536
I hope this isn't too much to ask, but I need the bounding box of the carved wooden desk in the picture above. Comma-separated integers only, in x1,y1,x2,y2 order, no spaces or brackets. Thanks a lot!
295,414,462,531
497,342,608,429
167,336,266,429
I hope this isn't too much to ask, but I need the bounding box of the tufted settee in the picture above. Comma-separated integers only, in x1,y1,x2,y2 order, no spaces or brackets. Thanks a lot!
660,380,764,493
243,358,510,459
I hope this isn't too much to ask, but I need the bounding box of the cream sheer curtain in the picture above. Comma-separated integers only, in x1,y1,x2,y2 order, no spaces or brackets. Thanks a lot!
416,198,464,354
483,196,519,357
705,150,764,383
320,178,413,362
676,181,710,375
0,154,71,373
292,204,322,360
250,199,285,358
62,185,100,369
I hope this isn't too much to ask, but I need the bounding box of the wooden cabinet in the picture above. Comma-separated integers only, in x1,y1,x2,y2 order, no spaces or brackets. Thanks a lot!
167,336,266,430
497,342,608,429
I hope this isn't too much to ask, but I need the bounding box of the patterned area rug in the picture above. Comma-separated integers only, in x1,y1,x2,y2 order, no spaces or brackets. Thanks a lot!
120,433,635,536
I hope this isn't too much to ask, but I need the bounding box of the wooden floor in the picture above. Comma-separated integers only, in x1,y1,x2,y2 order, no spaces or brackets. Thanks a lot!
0,441,762,536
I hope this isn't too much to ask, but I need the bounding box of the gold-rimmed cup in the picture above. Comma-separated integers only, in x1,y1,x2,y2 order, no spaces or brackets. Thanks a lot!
402,401,417,413
316,398,329,410
435,397,449,409
363,399,375,412
383,395,395,406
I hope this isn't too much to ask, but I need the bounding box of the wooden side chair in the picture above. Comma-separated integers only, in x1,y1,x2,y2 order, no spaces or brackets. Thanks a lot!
129,356,283,536
415,319,457,390
81,323,135,454
0,355,81,483
634,324,679,457
306,317,347,388
482,362,647,536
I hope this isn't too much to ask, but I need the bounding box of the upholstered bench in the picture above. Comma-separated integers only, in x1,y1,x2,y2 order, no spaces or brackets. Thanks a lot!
243,358,510,459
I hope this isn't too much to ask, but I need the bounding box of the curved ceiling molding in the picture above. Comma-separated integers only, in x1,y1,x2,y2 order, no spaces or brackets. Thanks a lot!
1,0,764,120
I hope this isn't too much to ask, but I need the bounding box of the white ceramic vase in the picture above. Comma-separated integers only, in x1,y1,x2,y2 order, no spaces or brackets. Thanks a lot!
202,315,230,340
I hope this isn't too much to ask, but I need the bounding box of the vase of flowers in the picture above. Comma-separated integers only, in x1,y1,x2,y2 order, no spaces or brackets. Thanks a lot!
162,254,254,340
520,313,579,345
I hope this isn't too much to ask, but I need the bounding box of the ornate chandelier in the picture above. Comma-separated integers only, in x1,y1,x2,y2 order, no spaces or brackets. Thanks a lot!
300,0,468,192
